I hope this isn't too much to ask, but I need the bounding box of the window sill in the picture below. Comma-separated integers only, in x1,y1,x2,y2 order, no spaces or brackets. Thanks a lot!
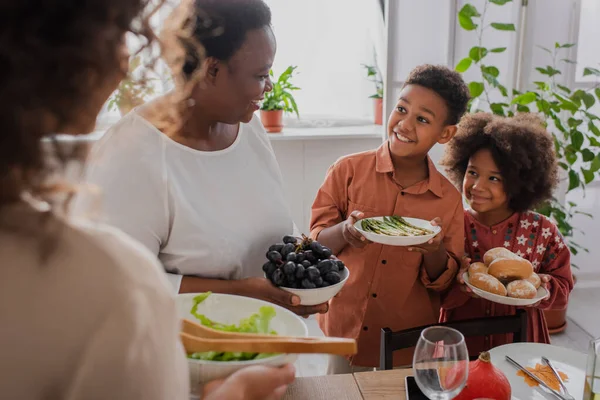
53,124,384,143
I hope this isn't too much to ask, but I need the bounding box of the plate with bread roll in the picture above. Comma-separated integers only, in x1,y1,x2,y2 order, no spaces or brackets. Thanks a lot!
462,247,548,306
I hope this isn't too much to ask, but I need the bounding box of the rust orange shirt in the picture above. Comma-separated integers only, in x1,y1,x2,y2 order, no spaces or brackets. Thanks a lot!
310,142,464,367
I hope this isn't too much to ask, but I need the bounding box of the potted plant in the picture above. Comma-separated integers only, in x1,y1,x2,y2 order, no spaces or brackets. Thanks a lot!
107,56,156,116
456,1,600,333
259,66,300,133
363,64,384,125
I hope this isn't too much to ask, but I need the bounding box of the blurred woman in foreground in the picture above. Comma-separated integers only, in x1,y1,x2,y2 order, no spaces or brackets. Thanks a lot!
0,0,293,398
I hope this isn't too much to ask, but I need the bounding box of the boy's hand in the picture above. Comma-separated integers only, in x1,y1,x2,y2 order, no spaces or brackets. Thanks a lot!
342,211,371,248
407,217,443,254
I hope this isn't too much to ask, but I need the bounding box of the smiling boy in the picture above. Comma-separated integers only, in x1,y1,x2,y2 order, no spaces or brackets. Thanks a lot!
310,65,470,372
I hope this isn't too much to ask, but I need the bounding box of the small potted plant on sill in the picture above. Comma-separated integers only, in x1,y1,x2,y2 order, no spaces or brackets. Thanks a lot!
260,66,300,133
363,64,384,125
107,56,156,116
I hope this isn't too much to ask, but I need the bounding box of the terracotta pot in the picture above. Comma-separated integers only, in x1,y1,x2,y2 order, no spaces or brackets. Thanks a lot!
544,274,576,334
260,110,284,133
374,98,383,125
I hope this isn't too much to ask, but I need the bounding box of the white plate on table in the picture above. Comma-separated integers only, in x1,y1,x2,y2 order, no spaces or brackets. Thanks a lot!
354,217,441,246
489,343,587,400
463,272,549,306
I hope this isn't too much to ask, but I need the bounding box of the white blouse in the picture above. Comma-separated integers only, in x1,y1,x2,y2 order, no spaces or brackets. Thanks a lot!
74,113,294,293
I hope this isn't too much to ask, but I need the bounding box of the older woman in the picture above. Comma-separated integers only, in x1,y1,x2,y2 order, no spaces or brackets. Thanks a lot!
0,0,295,398
74,0,327,316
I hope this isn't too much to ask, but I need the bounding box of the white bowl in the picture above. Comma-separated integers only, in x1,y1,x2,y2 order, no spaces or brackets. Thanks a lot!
265,266,350,306
175,293,308,391
462,272,549,306
354,216,441,246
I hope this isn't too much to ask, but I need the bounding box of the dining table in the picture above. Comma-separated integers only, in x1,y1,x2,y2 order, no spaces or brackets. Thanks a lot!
283,368,413,400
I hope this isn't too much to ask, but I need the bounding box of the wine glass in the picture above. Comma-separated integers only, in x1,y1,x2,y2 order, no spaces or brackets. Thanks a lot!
412,326,469,400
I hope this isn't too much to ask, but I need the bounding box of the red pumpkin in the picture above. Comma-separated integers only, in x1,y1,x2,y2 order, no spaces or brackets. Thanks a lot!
445,351,511,400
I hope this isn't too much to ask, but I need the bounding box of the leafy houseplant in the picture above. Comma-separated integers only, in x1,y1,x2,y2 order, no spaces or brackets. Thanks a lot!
260,66,300,133
456,0,600,332
363,64,384,125
107,56,155,116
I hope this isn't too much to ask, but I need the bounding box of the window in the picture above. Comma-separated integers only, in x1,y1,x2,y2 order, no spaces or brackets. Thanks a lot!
96,0,385,130
574,0,600,83
265,0,385,125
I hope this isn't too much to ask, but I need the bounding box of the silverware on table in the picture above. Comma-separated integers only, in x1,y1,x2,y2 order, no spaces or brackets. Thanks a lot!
542,356,575,400
505,355,572,400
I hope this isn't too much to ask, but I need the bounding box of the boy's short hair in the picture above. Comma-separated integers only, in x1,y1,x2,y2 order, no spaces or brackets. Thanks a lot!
403,64,470,125
441,112,559,212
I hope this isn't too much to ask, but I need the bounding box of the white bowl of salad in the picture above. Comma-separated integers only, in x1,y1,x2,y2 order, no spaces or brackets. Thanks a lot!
175,292,308,391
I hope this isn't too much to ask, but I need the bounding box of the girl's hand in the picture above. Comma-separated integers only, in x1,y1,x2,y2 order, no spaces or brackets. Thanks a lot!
342,211,371,248
457,256,479,299
239,277,329,316
407,217,443,254
525,274,551,308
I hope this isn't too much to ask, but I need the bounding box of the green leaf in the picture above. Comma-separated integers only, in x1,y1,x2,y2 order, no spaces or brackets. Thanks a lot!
490,103,507,116
590,137,600,147
556,84,571,94
589,122,600,136
458,4,480,31
561,59,577,64
516,104,530,112
511,92,537,105
583,67,600,77
537,99,551,114
568,169,580,191
568,118,583,129
490,47,507,53
469,46,488,62
559,43,576,48
591,155,600,172
554,93,579,113
571,130,584,150
455,57,473,73
536,66,561,77
481,65,500,77
595,88,600,101
565,147,577,165
468,81,485,98
498,84,508,97
534,81,549,91
537,45,552,54
491,22,516,31
558,161,569,170
489,0,512,4
582,149,595,162
583,93,596,109
582,169,595,185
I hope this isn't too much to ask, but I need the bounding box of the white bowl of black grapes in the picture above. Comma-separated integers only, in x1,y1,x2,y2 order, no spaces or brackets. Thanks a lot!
262,235,350,306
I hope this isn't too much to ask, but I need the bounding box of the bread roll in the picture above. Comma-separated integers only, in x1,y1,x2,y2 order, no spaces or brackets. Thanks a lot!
483,247,517,265
468,262,488,276
469,273,507,296
488,257,533,281
526,273,541,289
507,280,537,299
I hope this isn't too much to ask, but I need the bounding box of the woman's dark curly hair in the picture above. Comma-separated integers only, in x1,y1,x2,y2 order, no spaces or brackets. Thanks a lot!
441,112,559,212
403,64,470,125
0,0,161,207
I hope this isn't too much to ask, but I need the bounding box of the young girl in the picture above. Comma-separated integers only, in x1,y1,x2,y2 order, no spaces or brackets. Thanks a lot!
440,112,574,355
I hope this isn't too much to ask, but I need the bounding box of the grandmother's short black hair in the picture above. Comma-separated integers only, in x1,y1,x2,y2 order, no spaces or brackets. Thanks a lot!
183,0,271,76
403,64,470,125
441,112,559,212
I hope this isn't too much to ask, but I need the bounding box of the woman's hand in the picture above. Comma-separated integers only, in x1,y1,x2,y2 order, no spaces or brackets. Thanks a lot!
407,217,443,254
238,277,329,316
342,210,370,248
202,364,295,400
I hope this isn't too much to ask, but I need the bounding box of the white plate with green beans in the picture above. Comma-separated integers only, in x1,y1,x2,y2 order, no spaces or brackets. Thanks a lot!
354,216,441,246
